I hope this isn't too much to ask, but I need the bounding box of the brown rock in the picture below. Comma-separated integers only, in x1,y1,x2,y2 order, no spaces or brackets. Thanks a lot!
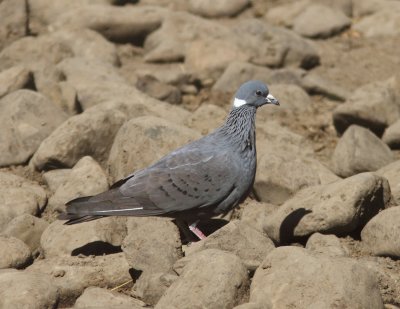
0,0,27,51
264,173,391,244
376,160,400,205
0,66,33,99
0,236,31,269
306,233,350,257
332,125,395,177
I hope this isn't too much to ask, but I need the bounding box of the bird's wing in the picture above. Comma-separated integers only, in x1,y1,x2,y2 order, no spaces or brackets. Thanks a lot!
64,147,240,218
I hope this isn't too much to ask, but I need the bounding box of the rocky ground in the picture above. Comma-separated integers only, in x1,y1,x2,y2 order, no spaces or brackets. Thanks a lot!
1,0,400,308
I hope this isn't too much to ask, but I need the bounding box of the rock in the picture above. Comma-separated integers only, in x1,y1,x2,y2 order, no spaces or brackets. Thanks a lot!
255,148,339,205
31,108,127,170
132,271,178,306
189,0,249,18
108,116,201,182
240,200,279,234
51,29,120,66
0,236,31,269
352,0,395,18
361,207,400,257
383,119,400,149
376,160,400,205
0,0,27,51
145,13,319,71
0,90,68,167
47,156,109,213
0,35,73,72
333,76,400,136
43,169,72,194
41,217,126,258
293,4,351,38
184,104,226,135
27,253,131,303
156,249,249,309
332,125,395,177
353,6,400,37
264,173,390,244
306,233,349,257
52,5,166,44
74,287,146,309
2,214,49,253
250,247,384,308
213,61,306,93
136,75,181,104
266,83,312,112
0,172,47,230
122,217,182,273
0,270,59,309
301,71,350,101
186,220,275,270
265,0,309,28
0,66,33,99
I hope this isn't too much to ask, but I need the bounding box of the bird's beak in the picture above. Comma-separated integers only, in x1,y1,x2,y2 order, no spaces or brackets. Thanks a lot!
265,93,279,105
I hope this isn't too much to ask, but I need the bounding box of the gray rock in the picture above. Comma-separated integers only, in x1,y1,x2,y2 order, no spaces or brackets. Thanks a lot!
27,253,131,304
0,270,59,309
264,173,391,244
51,5,167,44
74,287,146,309
0,0,27,51
0,236,31,269
136,75,181,104
250,247,383,308
293,4,351,38
2,214,49,253
376,160,400,205
122,217,182,273
41,217,127,258
132,271,178,306
107,116,201,182
0,66,33,99
0,172,47,230
31,108,127,171
361,207,400,257
383,119,400,149
156,249,249,309
186,220,275,271
0,90,68,167
47,156,109,213
353,5,400,37
332,125,395,177
43,169,72,194
189,0,249,18
333,76,400,136
306,233,349,257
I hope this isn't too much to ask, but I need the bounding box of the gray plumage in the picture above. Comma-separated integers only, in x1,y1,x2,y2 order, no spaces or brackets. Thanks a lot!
60,80,279,225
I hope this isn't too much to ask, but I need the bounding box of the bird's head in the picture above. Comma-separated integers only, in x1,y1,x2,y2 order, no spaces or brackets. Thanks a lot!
233,80,279,109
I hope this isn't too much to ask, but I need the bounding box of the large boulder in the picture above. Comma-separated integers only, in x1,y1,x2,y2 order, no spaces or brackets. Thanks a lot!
250,247,383,308
264,173,390,244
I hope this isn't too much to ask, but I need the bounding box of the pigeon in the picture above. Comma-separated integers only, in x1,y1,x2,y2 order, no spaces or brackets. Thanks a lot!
59,80,279,240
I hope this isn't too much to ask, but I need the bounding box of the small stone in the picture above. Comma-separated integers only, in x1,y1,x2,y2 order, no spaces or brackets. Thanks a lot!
383,119,400,149
0,0,28,50
332,125,395,177
136,75,182,104
376,160,400,205
43,169,72,194
0,66,33,99
189,0,249,18
353,6,400,37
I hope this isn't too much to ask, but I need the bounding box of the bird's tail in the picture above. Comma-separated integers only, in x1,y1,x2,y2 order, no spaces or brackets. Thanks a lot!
58,196,104,225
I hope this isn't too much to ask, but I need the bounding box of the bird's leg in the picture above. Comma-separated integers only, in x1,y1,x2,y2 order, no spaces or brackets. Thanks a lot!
188,220,207,240
174,219,197,244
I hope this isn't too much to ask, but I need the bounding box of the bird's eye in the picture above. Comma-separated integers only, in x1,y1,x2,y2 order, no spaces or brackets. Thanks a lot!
255,90,262,96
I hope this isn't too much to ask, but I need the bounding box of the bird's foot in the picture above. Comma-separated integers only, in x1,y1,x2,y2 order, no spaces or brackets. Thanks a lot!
188,221,207,240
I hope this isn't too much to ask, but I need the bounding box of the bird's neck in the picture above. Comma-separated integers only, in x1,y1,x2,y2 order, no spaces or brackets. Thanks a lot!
219,105,257,152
